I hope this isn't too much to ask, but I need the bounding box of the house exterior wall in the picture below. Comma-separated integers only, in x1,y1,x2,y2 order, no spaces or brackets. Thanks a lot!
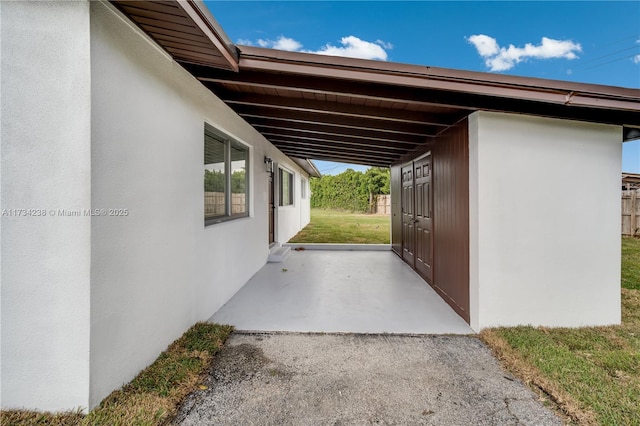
1,1,92,411
88,1,309,408
1,0,310,412
469,111,621,331
275,163,310,243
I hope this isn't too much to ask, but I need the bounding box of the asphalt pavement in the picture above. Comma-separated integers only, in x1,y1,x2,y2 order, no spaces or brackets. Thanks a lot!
173,332,562,426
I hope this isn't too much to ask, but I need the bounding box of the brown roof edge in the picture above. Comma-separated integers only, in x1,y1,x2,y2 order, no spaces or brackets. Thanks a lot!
236,46,640,111
291,157,321,178
177,0,239,71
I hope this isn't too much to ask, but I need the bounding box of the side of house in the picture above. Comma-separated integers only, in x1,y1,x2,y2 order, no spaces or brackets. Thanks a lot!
1,0,311,411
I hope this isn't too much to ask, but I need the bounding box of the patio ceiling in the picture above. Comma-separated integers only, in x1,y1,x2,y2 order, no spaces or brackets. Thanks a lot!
186,47,639,167
111,0,640,169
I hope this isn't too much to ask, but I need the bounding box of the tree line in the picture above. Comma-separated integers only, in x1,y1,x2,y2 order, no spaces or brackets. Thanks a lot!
310,167,390,213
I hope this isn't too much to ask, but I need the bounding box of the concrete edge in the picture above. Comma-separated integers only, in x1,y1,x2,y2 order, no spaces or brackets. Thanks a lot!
226,329,478,337
282,243,392,251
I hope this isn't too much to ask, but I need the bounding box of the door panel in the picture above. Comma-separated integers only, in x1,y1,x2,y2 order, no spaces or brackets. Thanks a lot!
401,165,415,265
268,171,275,244
414,155,433,282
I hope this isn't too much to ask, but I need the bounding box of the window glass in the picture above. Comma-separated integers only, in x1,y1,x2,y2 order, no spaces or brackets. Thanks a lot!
230,143,248,215
204,133,226,219
279,168,294,206
204,126,249,224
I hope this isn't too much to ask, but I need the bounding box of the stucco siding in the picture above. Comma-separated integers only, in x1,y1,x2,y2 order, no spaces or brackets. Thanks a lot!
88,1,309,408
274,163,310,243
469,111,622,330
0,1,92,411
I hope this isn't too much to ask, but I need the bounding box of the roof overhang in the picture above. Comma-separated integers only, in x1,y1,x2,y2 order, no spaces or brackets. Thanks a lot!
111,0,238,71
110,0,640,167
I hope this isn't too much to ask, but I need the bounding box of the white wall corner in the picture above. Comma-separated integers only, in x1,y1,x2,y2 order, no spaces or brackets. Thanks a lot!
1,0,92,411
473,111,622,330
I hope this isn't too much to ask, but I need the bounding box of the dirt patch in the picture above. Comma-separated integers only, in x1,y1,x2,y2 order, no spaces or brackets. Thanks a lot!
209,343,271,383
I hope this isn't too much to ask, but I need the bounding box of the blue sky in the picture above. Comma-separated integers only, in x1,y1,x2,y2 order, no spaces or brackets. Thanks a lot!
205,1,640,174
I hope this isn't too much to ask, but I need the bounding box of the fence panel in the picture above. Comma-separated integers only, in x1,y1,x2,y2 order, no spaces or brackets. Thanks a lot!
373,194,391,215
622,189,639,237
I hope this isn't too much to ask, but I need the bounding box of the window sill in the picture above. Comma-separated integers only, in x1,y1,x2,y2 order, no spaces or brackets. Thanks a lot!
204,213,249,227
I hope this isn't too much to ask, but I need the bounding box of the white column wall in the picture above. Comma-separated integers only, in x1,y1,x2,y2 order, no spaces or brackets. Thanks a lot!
88,2,309,408
469,111,621,331
1,1,92,411
300,178,311,232
275,165,310,243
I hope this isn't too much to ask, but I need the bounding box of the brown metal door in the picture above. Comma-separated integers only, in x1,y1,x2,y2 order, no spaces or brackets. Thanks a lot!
401,164,415,265
414,154,433,283
268,171,275,244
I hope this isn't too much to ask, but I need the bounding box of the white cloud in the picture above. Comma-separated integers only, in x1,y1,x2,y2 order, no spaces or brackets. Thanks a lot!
241,35,392,61
467,34,582,72
467,34,499,57
256,35,303,51
309,36,390,60
236,38,254,46
634,55,640,64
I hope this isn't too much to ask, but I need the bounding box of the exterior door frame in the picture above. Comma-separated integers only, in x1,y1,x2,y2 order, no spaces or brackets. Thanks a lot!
401,152,434,284
268,170,276,245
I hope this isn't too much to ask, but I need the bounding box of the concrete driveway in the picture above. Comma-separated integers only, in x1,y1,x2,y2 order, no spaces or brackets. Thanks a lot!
173,332,561,425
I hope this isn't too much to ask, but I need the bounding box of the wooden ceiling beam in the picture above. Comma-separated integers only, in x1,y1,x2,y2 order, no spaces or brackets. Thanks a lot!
218,92,456,127
246,116,431,141
263,134,414,155
256,127,423,149
277,146,393,167
236,107,438,136
190,65,476,110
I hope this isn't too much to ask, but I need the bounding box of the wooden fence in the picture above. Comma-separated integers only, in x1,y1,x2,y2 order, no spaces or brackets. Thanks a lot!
622,189,639,237
205,192,246,217
373,194,391,215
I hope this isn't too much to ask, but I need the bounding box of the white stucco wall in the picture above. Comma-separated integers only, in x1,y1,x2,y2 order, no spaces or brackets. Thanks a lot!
88,2,309,408
275,164,311,243
1,1,92,411
469,111,621,331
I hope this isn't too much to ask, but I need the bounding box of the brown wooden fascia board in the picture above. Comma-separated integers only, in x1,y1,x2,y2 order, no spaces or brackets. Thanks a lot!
238,46,639,101
175,0,239,71
237,47,640,113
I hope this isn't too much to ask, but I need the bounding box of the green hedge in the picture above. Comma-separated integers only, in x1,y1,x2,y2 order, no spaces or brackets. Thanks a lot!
310,167,389,213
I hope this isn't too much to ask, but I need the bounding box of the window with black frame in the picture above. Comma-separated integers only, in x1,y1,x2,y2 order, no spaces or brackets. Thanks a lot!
204,125,249,224
279,168,294,206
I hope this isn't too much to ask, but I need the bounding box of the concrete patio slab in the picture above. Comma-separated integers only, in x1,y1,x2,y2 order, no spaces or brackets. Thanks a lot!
210,250,472,334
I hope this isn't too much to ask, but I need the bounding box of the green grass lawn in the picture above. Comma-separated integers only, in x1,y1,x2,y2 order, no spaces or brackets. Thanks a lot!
1,323,234,426
622,237,640,290
288,208,390,244
482,237,640,425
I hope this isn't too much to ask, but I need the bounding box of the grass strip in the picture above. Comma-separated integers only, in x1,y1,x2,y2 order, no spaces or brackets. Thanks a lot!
622,237,640,290
1,322,234,426
482,288,640,425
289,208,390,244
